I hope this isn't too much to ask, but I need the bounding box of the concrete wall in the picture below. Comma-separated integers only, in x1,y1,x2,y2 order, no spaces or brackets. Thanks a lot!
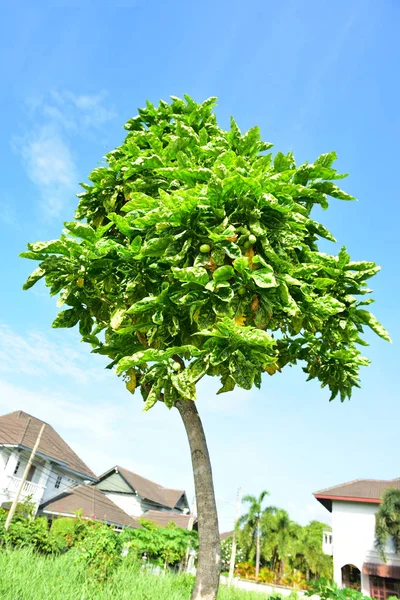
332,500,400,596
106,492,143,517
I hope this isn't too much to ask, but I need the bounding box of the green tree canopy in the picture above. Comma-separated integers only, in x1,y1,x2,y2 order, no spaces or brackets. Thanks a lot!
375,488,400,561
22,95,389,409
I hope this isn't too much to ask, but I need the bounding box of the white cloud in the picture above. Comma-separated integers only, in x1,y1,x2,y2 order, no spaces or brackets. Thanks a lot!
15,125,77,217
44,90,116,131
15,89,116,217
0,324,103,384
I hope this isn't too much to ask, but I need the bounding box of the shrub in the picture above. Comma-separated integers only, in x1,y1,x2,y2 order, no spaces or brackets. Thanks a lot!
235,562,255,580
75,523,123,582
306,578,372,600
50,514,92,550
0,508,56,554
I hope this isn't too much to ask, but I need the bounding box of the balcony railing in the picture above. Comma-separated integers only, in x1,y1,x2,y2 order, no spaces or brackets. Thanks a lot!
3,474,45,502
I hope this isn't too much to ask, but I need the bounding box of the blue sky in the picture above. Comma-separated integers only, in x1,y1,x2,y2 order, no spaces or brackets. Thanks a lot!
0,0,399,531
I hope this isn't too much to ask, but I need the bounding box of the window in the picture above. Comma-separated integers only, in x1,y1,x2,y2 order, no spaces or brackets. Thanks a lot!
13,461,21,476
329,535,332,544
55,476,62,489
370,576,400,599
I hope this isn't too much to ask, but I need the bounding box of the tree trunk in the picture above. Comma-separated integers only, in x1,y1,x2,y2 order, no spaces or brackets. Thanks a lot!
176,399,221,600
255,524,261,581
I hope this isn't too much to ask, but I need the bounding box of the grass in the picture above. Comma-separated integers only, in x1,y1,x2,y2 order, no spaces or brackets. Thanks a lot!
0,549,291,600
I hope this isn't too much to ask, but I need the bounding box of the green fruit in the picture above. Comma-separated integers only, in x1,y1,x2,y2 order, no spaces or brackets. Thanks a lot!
200,244,211,253
238,287,246,296
248,234,257,245
172,362,181,372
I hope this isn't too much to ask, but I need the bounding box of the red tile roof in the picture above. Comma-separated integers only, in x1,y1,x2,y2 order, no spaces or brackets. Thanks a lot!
0,411,96,480
314,477,400,512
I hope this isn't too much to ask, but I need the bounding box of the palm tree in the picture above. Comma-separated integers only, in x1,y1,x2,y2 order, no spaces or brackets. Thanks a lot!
238,490,273,581
375,488,400,561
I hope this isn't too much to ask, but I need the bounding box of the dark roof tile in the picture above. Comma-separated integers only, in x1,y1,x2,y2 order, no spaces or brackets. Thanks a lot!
40,485,140,529
0,411,96,480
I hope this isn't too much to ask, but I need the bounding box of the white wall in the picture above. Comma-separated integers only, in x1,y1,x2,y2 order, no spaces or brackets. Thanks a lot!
332,501,400,596
41,465,80,503
106,493,143,517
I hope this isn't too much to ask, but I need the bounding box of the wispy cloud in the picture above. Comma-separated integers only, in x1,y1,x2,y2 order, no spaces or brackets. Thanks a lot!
15,124,77,217
43,90,116,131
0,324,104,384
14,90,116,218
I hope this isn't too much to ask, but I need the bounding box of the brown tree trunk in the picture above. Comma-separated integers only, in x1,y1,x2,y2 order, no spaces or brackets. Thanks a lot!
255,524,261,581
176,399,221,600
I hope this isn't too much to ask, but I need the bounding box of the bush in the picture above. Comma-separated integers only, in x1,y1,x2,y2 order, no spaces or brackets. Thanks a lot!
50,514,92,550
75,523,123,582
0,507,56,554
306,578,372,600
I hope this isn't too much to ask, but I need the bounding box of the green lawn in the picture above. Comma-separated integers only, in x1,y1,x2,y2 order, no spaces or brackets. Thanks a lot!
0,549,291,600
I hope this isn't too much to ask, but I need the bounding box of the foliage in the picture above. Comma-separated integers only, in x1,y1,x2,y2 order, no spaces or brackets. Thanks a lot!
75,522,123,582
0,507,56,554
0,548,297,600
236,496,332,588
121,520,198,567
49,513,94,550
220,536,245,571
21,95,389,413
238,491,273,563
375,488,400,561
306,578,372,600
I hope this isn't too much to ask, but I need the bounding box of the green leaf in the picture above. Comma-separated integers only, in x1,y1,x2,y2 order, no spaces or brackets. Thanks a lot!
110,308,125,330
252,269,277,289
27,240,69,255
338,246,350,267
140,237,172,257
108,213,135,237
22,267,45,290
312,182,356,201
213,265,234,284
171,370,196,400
172,266,209,286
233,257,250,275
143,381,162,412
52,308,81,329
314,151,337,169
121,193,159,213
64,222,97,243
356,310,391,342
229,350,255,389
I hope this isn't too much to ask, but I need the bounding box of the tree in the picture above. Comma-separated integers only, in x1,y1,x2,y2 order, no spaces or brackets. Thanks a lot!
21,95,390,600
262,508,296,578
375,488,400,561
295,521,333,581
238,491,273,580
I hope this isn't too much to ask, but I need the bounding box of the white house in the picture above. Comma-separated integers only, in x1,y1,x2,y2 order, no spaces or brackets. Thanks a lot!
0,410,97,511
95,465,194,528
315,477,400,599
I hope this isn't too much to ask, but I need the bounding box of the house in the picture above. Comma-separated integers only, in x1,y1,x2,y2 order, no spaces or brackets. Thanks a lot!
220,531,234,540
95,465,193,528
0,411,97,511
315,477,400,599
39,484,141,531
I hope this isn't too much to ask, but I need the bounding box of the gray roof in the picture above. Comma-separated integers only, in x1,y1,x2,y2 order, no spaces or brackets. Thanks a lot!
0,411,96,481
40,485,141,529
142,509,195,529
314,477,400,512
99,465,186,510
